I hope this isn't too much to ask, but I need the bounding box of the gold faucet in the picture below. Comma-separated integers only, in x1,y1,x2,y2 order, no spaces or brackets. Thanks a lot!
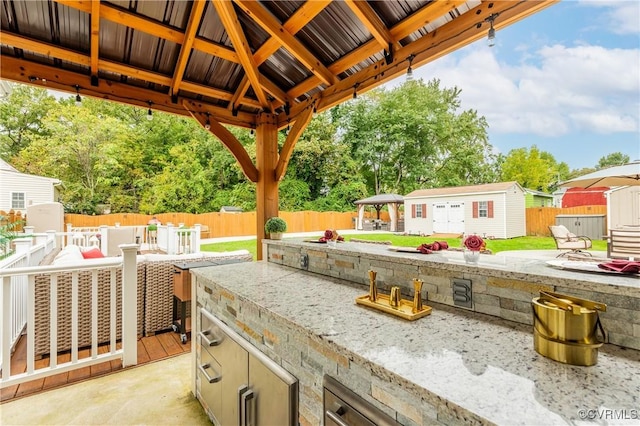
368,270,378,301
390,286,401,308
412,279,423,313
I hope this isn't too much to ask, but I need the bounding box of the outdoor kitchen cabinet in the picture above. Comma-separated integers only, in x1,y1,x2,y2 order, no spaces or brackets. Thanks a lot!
196,308,298,426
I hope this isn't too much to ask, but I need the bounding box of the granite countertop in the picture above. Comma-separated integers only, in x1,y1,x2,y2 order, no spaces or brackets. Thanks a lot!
193,261,640,425
277,239,640,294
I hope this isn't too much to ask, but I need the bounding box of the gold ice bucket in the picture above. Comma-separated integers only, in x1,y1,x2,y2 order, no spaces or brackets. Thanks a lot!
532,291,606,366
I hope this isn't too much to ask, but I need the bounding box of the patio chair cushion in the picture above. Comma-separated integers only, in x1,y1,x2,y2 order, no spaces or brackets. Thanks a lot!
52,245,85,265
81,247,105,259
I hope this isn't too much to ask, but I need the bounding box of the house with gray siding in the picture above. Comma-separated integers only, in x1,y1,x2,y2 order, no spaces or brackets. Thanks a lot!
404,181,526,239
0,158,61,215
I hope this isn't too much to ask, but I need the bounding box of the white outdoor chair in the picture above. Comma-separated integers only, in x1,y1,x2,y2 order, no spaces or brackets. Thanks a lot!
549,225,592,257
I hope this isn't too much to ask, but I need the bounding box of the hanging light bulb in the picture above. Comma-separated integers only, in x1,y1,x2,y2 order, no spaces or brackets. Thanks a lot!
485,14,498,47
312,102,318,118
75,85,82,106
146,101,153,121
285,120,291,135
353,85,358,99
406,55,415,81
204,112,211,130
250,128,255,136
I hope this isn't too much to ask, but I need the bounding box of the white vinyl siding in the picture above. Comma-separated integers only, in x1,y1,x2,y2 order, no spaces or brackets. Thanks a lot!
1,170,58,214
404,183,526,239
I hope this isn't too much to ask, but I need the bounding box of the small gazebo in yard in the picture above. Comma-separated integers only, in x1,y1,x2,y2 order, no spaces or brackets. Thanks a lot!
354,193,404,232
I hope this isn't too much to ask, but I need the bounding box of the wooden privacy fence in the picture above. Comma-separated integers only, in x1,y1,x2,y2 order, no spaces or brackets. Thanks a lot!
0,210,25,231
64,211,361,238
526,205,607,236
67,207,601,239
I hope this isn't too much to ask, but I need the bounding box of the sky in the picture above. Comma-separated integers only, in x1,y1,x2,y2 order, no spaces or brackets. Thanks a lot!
390,0,640,171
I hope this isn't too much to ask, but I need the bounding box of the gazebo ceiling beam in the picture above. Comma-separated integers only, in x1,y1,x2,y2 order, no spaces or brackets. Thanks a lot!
171,0,207,98
234,0,337,87
344,0,394,51
229,0,331,112
90,0,100,84
213,0,271,109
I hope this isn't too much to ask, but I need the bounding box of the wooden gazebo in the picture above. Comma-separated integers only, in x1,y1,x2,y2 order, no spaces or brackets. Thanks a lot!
0,0,557,258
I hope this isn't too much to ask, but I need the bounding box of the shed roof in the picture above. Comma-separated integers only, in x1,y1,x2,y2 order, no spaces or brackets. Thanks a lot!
405,181,522,198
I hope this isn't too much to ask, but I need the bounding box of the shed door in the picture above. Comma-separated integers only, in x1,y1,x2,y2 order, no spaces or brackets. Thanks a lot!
433,202,465,233
432,203,448,233
448,203,465,233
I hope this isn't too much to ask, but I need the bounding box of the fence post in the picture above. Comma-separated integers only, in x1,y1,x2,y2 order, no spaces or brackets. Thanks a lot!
194,224,201,254
120,243,138,367
99,225,108,256
23,226,34,235
167,224,175,255
46,230,57,250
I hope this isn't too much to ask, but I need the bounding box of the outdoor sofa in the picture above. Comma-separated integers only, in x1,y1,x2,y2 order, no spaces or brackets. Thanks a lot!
33,245,252,358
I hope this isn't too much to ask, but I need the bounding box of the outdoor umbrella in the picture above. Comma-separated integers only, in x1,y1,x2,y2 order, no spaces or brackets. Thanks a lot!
559,161,640,188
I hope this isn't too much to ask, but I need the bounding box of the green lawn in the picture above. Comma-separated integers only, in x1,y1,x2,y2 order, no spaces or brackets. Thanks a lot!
202,234,607,260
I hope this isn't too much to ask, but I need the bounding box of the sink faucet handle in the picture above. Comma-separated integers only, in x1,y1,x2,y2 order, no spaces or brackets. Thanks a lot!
368,270,378,301
412,279,423,312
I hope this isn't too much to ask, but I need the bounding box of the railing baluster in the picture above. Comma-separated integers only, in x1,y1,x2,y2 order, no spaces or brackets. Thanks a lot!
91,270,98,359
50,275,58,368
110,269,116,354
71,271,78,363
26,275,35,374
2,276,11,380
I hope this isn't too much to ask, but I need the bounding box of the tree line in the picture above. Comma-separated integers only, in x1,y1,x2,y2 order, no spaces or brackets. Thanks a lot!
0,81,629,214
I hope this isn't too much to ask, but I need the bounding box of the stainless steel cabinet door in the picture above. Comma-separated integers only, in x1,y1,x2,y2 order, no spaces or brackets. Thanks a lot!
246,353,297,426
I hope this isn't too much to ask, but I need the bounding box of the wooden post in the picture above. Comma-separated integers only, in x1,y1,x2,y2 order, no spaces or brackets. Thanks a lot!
255,113,279,260
120,243,138,367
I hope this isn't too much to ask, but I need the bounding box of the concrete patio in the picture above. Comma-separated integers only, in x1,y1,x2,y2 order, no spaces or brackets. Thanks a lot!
0,353,209,425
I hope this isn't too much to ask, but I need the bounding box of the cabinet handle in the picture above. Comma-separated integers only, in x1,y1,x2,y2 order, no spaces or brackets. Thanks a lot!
198,363,221,383
199,330,220,346
238,385,254,426
326,408,350,426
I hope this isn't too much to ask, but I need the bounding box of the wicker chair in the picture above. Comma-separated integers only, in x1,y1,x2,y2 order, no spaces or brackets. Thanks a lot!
34,262,146,358
143,252,254,335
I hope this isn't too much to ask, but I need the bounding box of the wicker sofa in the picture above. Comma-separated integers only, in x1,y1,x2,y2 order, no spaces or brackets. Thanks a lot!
34,248,252,358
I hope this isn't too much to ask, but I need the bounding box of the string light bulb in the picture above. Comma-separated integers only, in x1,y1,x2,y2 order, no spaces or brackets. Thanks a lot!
353,84,358,99
285,119,291,135
406,54,415,81
204,112,211,130
75,85,82,106
485,14,498,47
146,101,153,121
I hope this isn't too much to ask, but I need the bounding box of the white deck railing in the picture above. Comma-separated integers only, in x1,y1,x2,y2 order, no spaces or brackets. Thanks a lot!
67,224,201,255
0,231,57,364
0,244,138,388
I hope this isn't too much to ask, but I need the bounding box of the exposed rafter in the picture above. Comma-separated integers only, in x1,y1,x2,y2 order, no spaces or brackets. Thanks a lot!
213,0,271,108
234,0,337,87
344,0,392,50
171,0,207,98
90,0,100,85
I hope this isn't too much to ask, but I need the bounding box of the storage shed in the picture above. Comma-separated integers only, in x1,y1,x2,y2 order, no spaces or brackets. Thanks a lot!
404,182,526,239
605,186,640,229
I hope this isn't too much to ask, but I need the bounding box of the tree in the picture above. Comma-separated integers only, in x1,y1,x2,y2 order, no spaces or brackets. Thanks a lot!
500,145,568,192
0,84,56,159
597,152,630,169
335,79,496,196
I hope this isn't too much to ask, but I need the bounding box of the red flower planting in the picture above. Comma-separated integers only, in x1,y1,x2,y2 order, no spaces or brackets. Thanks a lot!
464,235,484,251
319,229,344,242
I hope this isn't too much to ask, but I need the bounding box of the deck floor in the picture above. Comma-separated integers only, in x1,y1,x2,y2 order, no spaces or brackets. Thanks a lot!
1,330,190,403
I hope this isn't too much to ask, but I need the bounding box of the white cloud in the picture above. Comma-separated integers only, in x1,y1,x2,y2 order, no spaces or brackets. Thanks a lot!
413,41,639,138
579,0,640,35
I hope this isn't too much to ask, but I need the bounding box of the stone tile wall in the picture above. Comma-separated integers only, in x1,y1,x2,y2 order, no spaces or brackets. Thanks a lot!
265,242,639,351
